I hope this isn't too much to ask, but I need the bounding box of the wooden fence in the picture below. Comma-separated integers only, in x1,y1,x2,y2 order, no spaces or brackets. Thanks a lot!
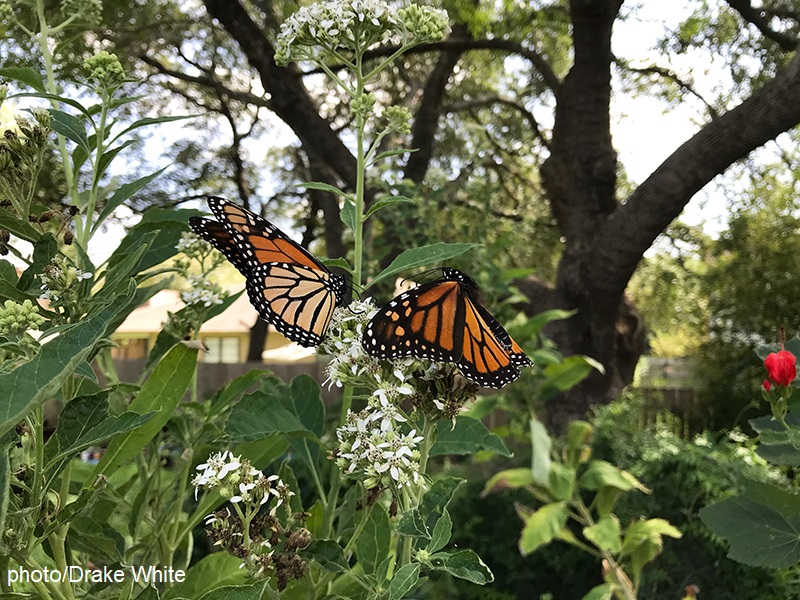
635,387,703,438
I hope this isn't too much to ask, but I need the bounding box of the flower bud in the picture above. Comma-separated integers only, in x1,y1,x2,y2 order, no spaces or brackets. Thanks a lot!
765,349,797,386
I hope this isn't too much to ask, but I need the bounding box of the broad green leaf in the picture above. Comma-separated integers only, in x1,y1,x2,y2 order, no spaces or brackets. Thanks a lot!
751,415,800,465
516,309,575,338
700,481,800,568
95,235,152,300
579,460,649,493
430,416,511,457
0,260,33,304
619,518,681,584
318,256,353,273
68,515,125,562
0,284,136,436
517,501,569,555
483,468,534,494
93,167,169,234
428,509,452,553
365,195,415,218
419,477,464,532
302,540,348,572
290,374,325,436
530,417,552,484
107,211,186,273
162,553,248,600
43,391,154,477
0,67,45,92
548,463,576,502
209,369,274,416
11,92,91,118
48,109,91,154
396,508,430,539
235,436,289,470
369,243,479,287
387,563,421,600
584,515,622,553
426,550,493,584
135,587,161,600
89,343,197,482
0,208,39,243
581,583,615,600
197,583,268,600
356,504,391,575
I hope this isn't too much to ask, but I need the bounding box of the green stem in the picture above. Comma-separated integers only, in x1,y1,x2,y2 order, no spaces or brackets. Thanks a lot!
342,501,373,556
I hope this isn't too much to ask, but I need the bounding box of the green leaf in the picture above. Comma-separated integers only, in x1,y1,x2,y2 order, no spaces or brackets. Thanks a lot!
397,508,430,539
95,139,136,181
356,504,391,575
365,196,415,218
581,583,615,600
388,563,421,600
43,391,154,477
107,209,188,273
11,92,91,118
369,243,479,287
93,167,169,234
89,343,197,483
197,583,268,600
419,477,464,532
428,509,452,553
111,114,198,144
584,515,622,553
517,501,569,555
700,480,800,568
548,463,576,502
619,518,681,584
340,197,357,232
751,415,800,465
162,553,249,600
0,432,15,536
135,587,161,600
542,355,602,393
0,284,136,436
579,460,649,493
68,515,125,562
426,550,493,585
0,261,33,304
226,386,319,442
299,181,353,199
48,109,91,154
0,67,45,92
482,468,533,495
430,416,511,457
302,540,348,573
368,148,416,165
530,417,552,484
209,369,274,416
18,233,58,291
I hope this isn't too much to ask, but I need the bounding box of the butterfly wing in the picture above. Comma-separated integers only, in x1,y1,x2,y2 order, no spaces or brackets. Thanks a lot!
457,296,523,388
188,217,252,276
246,262,342,347
473,303,533,368
207,197,326,272
363,278,466,363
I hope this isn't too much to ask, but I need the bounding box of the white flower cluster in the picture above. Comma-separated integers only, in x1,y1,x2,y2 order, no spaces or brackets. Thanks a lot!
319,298,380,388
175,231,208,257
336,386,424,490
193,451,294,514
180,274,226,308
38,258,92,303
275,0,449,65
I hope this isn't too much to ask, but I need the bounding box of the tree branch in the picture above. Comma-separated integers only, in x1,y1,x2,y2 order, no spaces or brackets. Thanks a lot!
445,95,550,149
725,0,799,51
593,50,800,298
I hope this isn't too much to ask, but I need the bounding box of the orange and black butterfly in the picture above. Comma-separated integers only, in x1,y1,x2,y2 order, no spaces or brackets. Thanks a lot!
189,197,349,347
362,268,531,388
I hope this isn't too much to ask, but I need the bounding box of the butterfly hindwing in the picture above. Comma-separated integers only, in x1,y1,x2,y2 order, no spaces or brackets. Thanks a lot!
189,197,348,347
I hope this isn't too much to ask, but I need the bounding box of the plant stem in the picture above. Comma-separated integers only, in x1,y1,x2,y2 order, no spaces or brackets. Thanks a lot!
352,50,366,289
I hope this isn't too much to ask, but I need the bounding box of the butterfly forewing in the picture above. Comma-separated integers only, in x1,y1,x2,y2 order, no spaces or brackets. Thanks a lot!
363,279,465,362
474,302,533,368
189,197,348,347
208,197,323,271
189,217,252,276
458,297,521,388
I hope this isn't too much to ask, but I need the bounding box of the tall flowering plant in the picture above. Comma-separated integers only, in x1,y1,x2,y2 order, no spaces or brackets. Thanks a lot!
701,331,800,570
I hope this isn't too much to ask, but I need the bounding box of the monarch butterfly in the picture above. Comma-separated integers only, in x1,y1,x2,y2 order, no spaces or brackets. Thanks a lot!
188,197,349,347
362,268,532,388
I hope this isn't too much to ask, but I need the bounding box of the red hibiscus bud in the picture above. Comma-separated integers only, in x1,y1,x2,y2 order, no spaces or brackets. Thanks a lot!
762,379,772,392
765,349,797,386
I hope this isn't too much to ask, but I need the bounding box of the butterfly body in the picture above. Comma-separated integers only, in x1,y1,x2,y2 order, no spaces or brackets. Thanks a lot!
363,268,531,388
189,197,348,347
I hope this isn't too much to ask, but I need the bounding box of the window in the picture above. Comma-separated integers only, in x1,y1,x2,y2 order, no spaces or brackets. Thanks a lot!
202,337,240,363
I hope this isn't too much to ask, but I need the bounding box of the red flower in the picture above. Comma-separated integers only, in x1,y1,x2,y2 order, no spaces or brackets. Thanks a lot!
762,379,772,392
765,349,797,386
